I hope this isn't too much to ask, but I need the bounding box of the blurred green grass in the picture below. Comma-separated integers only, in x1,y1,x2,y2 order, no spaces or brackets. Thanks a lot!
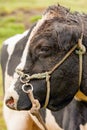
0,0,87,12
0,66,6,130
0,0,87,46
0,0,87,130
0,0,87,16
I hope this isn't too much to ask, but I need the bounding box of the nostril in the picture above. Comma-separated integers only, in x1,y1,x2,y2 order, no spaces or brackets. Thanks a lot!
5,97,15,109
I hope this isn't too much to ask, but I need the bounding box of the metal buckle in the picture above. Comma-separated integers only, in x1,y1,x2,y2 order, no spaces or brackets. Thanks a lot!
20,74,30,83
22,83,33,93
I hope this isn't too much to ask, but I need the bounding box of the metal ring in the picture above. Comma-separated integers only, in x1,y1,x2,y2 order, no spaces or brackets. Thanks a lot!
22,83,33,94
20,74,30,83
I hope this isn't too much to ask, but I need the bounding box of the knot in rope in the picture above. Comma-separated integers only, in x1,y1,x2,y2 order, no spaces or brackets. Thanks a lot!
76,33,86,55
75,33,87,101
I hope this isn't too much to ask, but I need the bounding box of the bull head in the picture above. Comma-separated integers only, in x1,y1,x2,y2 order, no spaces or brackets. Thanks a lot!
5,5,87,111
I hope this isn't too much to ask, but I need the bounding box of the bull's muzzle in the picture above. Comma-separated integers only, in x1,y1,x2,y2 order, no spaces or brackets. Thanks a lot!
5,84,19,110
6,96,15,110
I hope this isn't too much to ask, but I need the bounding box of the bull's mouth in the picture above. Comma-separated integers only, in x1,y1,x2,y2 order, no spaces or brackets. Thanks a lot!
6,97,16,110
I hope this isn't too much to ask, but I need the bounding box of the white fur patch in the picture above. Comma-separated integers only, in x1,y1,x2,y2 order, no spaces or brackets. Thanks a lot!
46,109,64,130
4,30,29,91
4,30,28,46
74,96,81,101
28,111,46,130
80,123,87,130
3,104,32,130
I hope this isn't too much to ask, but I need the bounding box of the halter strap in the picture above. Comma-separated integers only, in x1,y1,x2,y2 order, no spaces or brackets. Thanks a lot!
75,33,87,101
74,15,87,101
44,44,78,107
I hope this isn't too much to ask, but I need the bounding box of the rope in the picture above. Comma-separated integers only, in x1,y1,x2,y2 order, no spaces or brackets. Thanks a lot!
75,33,86,86
28,90,48,130
44,72,50,108
43,44,78,107
48,44,78,75
75,33,86,101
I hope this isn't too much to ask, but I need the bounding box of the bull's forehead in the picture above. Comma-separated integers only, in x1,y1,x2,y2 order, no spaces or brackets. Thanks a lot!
17,8,57,70
17,5,68,70
25,5,69,46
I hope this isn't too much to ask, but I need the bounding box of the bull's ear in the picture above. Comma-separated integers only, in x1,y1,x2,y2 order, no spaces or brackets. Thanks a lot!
56,25,81,51
71,26,82,43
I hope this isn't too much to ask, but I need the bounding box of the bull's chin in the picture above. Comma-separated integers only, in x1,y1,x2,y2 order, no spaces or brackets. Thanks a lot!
47,97,73,111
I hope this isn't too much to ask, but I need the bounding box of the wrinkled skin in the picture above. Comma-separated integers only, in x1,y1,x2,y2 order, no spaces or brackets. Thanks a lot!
5,5,87,111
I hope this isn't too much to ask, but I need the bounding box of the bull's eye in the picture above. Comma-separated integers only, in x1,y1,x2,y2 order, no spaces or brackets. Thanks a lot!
39,46,51,57
41,46,50,52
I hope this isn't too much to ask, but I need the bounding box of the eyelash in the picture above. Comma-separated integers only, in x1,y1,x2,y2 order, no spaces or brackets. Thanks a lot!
38,46,51,57
40,46,50,52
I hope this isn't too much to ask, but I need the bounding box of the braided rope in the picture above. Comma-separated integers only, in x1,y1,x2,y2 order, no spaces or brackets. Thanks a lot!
75,33,87,101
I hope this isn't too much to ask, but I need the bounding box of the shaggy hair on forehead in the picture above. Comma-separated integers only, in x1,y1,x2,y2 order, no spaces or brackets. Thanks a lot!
30,5,87,50
43,4,70,17
43,4,87,25
42,5,87,26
